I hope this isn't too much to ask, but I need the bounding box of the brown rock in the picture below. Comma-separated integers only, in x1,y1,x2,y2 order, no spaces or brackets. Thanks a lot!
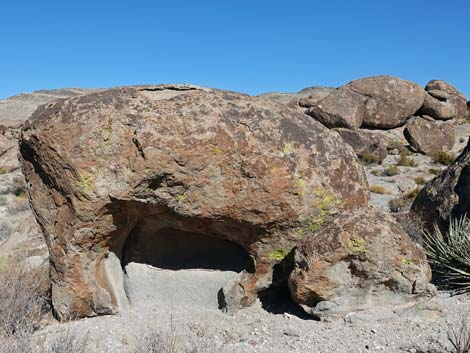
20,84,369,319
333,128,388,164
404,116,455,155
288,208,432,319
306,76,425,130
419,80,467,121
305,87,365,129
350,76,426,129
411,140,470,231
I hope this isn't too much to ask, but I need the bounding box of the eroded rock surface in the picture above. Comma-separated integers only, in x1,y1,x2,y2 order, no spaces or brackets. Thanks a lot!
288,208,433,320
411,140,470,231
419,80,467,121
404,116,455,155
20,84,369,319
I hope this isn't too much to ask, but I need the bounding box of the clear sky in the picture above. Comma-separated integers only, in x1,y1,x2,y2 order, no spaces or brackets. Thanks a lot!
1,0,469,99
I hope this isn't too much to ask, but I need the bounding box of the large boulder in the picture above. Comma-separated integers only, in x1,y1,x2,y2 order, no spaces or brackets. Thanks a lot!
288,208,433,320
305,87,365,129
418,80,467,121
333,128,389,164
351,76,426,129
20,84,369,319
306,76,425,130
411,140,470,231
404,116,455,155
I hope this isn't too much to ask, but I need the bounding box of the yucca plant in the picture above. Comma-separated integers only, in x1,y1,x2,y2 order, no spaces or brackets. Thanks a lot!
424,216,470,293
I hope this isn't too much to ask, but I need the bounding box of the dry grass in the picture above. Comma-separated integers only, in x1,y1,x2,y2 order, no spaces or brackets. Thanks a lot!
433,151,456,166
369,185,389,194
0,258,49,352
129,321,229,353
384,165,399,176
397,152,417,167
415,176,427,185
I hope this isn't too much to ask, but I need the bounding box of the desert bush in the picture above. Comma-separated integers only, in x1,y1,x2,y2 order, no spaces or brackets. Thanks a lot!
428,168,443,175
389,197,407,213
424,216,470,293
359,153,380,166
433,151,456,166
129,323,228,353
0,259,49,338
384,165,399,176
369,185,389,194
415,176,427,185
397,152,417,167
0,222,14,241
448,314,470,353
43,329,88,353
371,169,381,176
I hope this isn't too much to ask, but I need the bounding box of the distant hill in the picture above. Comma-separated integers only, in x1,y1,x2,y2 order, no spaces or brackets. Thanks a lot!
0,88,102,124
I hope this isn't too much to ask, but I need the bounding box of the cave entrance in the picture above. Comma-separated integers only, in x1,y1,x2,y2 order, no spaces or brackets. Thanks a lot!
119,217,254,309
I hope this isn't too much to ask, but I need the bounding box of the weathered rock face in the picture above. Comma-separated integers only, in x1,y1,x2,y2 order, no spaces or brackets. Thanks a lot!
334,128,389,164
404,116,455,155
288,208,432,320
351,76,426,129
305,76,425,130
411,140,470,231
305,87,365,130
419,80,467,121
20,84,369,319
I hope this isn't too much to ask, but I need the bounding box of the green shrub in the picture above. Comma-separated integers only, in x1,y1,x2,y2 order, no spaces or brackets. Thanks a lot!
428,168,443,175
397,152,417,167
433,151,455,166
359,153,380,166
424,216,470,293
371,169,381,177
414,176,426,185
384,165,399,176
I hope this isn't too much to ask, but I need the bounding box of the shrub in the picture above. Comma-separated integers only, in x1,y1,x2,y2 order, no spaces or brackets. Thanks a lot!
397,152,417,167
43,329,88,353
388,197,407,213
414,176,426,185
384,165,399,176
433,151,455,165
428,168,443,175
359,153,380,166
448,314,470,353
369,185,389,194
424,217,470,293
0,259,49,338
371,169,381,176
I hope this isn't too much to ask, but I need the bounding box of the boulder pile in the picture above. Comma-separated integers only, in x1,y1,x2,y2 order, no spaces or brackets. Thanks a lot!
291,76,466,159
17,76,468,321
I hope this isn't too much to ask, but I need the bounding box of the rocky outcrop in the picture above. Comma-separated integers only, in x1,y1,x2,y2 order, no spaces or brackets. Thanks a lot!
411,140,470,231
404,116,455,155
20,84,369,319
333,128,389,164
288,208,433,320
305,76,425,130
351,76,426,129
305,87,365,129
419,80,467,121
259,87,334,113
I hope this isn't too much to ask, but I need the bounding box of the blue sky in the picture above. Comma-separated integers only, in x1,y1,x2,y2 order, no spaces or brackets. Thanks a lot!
1,0,469,99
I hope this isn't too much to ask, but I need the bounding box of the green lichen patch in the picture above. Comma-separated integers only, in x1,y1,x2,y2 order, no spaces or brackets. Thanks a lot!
348,237,367,253
283,142,295,154
268,249,290,261
77,172,95,197
176,192,187,204
402,258,417,266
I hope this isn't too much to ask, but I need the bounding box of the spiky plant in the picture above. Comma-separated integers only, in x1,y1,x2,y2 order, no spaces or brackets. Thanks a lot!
424,216,470,293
